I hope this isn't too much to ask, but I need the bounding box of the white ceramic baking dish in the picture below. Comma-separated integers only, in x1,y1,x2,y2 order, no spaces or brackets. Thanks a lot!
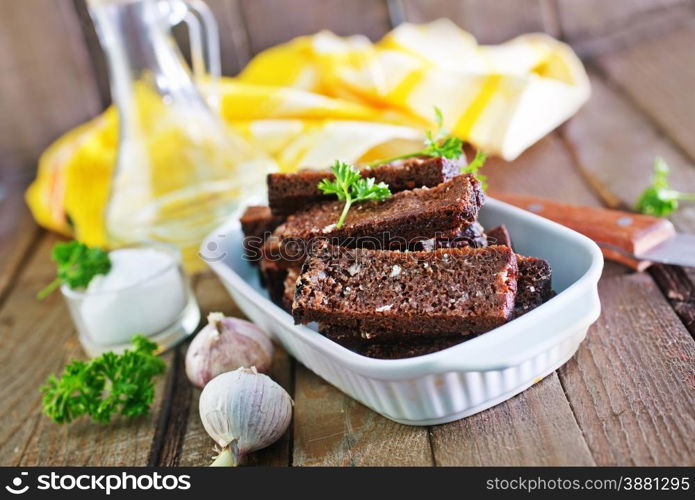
201,198,603,425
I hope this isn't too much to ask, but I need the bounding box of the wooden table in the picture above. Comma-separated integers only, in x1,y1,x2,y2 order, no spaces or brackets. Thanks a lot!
1,0,694,466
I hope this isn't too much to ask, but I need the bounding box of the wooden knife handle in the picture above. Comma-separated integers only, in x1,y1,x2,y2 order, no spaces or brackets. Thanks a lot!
490,192,676,271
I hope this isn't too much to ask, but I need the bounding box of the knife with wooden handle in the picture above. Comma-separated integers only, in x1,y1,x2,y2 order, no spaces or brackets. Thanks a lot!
490,192,695,271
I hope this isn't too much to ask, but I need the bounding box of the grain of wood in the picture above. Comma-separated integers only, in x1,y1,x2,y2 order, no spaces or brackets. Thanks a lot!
650,265,695,303
560,70,695,330
561,71,695,234
398,0,558,42
292,365,433,466
0,235,172,466
71,0,111,107
240,0,393,55
484,133,603,207
556,0,690,44
562,3,695,58
149,347,192,466
0,0,101,177
190,0,251,75
558,273,695,465
0,187,40,304
602,262,631,278
597,22,695,163
430,375,595,465
649,265,695,337
175,272,293,466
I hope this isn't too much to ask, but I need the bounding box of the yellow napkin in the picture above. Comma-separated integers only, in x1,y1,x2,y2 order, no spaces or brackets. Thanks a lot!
26,19,589,245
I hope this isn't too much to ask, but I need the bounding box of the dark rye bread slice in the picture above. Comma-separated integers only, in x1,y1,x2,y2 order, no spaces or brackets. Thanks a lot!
318,321,457,343
515,256,553,317
360,336,468,359
484,224,554,316
282,267,301,312
240,205,285,237
318,324,365,351
319,324,470,359
416,221,487,251
267,156,463,215
292,241,517,336
240,206,285,264
486,224,512,248
265,174,485,268
260,258,290,306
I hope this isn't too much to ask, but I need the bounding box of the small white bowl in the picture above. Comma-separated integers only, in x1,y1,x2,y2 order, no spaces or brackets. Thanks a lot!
201,198,603,425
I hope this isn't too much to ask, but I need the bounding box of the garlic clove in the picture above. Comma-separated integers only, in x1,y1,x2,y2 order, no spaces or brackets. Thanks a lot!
210,440,240,467
185,313,274,388
199,367,293,466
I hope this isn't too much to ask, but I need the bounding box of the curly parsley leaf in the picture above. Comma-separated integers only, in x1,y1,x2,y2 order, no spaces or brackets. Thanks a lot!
635,157,695,217
41,336,166,425
318,160,391,229
366,107,464,167
38,241,112,299
461,150,488,190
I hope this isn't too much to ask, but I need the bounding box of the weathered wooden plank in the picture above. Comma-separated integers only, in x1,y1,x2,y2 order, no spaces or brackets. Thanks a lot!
175,272,293,466
292,365,433,466
560,68,695,464
558,273,695,465
0,0,102,176
0,235,172,466
0,184,41,304
149,347,192,466
597,22,695,163
649,265,695,337
561,71,695,334
602,262,632,278
556,0,690,46
186,0,251,76
561,71,695,233
71,0,111,108
430,375,595,465
398,0,558,42
484,133,603,207
240,0,393,55
561,3,694,58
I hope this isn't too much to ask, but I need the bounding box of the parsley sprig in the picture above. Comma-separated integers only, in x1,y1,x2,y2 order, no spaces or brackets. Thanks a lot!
461,150,488,190
365,107,488,188
38,241,112,299
635,157,695,217
41,336,166,424
318,160,392,229
367,107,463,167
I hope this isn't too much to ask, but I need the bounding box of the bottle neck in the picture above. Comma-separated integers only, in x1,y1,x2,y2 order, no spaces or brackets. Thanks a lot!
88,0,203,121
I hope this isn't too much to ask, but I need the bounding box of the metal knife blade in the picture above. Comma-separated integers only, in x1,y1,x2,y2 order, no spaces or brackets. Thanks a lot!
634,233,695,267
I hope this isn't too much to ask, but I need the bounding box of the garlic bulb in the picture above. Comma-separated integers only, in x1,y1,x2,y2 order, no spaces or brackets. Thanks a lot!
199,367,293,466
185,312,273,388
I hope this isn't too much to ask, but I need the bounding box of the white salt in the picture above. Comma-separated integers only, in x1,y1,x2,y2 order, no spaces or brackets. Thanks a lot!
75,248,186,346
